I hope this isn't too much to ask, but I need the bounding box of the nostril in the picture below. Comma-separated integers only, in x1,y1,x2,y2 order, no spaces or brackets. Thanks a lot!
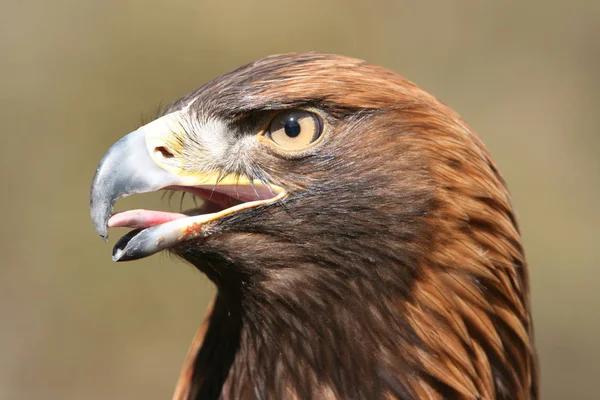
155,146,174,159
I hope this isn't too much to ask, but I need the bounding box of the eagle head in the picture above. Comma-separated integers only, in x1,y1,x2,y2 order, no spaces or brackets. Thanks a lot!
90,53,537,400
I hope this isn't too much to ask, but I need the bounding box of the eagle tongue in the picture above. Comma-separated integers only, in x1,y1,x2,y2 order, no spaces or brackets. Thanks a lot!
108,209,187,229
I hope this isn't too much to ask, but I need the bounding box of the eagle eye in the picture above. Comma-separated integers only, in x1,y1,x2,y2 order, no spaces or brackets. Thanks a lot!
265,110,322,150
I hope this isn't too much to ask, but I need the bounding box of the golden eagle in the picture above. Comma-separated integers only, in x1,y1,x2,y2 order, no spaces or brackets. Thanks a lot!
90,53,538,399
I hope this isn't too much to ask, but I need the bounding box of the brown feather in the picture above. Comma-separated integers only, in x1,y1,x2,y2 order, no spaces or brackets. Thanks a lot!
172,299,215,400
162,53,538,399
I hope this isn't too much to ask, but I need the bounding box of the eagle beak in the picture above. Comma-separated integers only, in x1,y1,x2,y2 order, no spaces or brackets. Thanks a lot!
90,111,284,262
90,126,177,241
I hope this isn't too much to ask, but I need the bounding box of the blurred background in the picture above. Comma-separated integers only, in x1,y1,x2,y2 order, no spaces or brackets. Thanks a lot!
1,1,598,399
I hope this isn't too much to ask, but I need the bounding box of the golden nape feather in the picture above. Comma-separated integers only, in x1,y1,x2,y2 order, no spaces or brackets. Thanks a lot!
90,53,537,399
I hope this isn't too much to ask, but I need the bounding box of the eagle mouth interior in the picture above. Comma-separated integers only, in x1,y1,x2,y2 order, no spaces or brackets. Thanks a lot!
107,183,285,262
108,186,251,230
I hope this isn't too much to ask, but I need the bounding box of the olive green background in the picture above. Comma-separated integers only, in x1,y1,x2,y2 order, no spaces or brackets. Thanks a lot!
1,1,598,399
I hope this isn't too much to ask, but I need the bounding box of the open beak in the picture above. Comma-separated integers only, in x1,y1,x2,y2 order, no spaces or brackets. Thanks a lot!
90,111,285,262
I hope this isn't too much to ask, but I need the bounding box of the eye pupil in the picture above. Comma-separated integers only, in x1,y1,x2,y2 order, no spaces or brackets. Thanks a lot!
284,118,301,137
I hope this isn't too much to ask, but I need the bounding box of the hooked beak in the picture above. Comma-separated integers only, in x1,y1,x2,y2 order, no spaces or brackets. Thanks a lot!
90,111,285,262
